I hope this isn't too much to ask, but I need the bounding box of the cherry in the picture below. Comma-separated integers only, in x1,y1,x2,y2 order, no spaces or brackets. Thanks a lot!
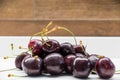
73,57,92,78
74,45,85,54
28,39,40,49
28,39,43,58
95,57,115,79
2,22,116,79
44,53,64,75
15,52,31,70
42,39,60,54
88,54,101,69
88,54,101,74
64,54,76,74
22,56,42,76
60,42,75,56
75,53,85,58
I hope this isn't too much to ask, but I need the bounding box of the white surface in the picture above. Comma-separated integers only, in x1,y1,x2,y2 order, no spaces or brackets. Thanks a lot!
0,36,120,80
0,36,120,58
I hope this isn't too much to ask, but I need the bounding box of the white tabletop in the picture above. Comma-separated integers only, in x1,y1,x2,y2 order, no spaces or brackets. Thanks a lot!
0,36,120,80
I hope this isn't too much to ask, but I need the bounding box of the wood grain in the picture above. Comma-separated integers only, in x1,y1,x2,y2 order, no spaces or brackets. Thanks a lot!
0,0,119,36
0,0,33,19
35,0,120,20
0,20,119,36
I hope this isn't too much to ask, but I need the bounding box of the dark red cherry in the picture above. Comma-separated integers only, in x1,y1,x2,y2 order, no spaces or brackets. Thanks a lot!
42,39,60,54
22,56,42,76
15,52,31,70
73,57,92,78
64,54,76,74
95,57,115,79
88,54,100,70
74,45,85,54
60,42,75,56
75,53,85,58
28,39,43,58
44,53,64,75
28,39,41,49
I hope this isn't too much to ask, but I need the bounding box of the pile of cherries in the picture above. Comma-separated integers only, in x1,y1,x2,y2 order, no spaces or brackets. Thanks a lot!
1,22,116,79
14,38,115,79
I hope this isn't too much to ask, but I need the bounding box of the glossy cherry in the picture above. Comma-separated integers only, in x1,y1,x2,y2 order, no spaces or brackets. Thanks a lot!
60,42,75,56
74,45,85,54
15,52,31,70
73,57,92,78
75,53,85,58
42,39,60,54
22,56,42,76
28,39,41,49
28,39,43,58
95,57,115,79
44,53,64,75
64,54,76,74
88,54,100,70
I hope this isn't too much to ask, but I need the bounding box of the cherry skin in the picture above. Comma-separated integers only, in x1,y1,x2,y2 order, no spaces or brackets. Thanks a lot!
22,56,42,76
73,57,92,78
28,39,41,50
95,57,115,79
88,54,100,70
74,45,85,55
75,53,85,58
44,53,64,75
64,54,76,74
15,52,31,70
28,39,43,58
60,42,75,56
42,39,60,54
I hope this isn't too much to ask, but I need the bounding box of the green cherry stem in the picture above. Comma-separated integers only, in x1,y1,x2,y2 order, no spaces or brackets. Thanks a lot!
44,26,77,45
0,68,17,72
29,21,53,42
11,43,14,51
29,31,43,42
1,56,16,59
58,26,77,45
80,40,87,56
44,21,53,40
115,70,120,74
8,74,27,77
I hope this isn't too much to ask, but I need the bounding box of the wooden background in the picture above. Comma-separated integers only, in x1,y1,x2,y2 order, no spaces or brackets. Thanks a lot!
0,0,119,36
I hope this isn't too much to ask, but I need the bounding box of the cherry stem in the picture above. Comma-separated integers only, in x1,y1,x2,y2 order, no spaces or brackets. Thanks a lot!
29,31,43,42
91,70,96,74
19,46,33,55
10,43,27,57
34,56,39,60
45,21,53,30
58,26,77,45
0,68,17,72
11,43,14,51
3,56,16,59
98,55,104,59
80,40,87,56
10,43,17,56
44,26,77,45
19,46,28,50
8,74,27,77
44,21,53,39
29,22,77,46
29,21,53,42
115,70,120,74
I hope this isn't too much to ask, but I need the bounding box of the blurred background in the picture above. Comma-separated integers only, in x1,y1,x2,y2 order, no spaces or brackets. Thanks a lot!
0,0,119,36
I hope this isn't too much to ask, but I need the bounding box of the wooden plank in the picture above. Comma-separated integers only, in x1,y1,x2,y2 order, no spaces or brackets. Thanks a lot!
0,20,119,36
35,0,120,20
0,0,33,19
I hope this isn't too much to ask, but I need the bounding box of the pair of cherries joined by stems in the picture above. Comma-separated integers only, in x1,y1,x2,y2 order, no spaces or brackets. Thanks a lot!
0,22,116,79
